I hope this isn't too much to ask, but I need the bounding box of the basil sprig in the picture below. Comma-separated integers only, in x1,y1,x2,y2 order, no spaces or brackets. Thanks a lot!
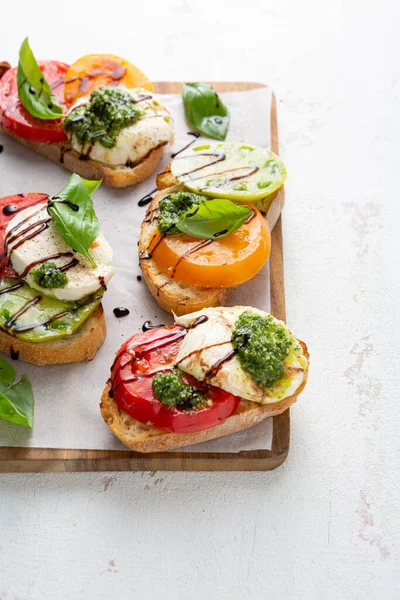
48,174,101,268
0,357,34,428
182,83,229,141
176,199,252,240
17,37,63,121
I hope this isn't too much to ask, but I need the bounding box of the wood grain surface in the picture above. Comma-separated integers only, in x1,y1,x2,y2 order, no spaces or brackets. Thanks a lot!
0,81,289,472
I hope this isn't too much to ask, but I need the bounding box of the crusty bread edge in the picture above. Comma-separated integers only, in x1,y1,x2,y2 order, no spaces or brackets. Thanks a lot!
100,340,309,453
0,305,106,366
0,127,166,188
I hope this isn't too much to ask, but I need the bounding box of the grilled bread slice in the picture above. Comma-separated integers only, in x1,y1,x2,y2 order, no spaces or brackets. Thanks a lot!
100,340,309,452
0,305,106,366
0,127,167,188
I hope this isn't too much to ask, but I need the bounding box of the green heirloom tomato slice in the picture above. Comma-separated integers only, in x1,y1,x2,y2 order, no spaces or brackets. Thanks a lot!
0,278,102,343
170,142,286,202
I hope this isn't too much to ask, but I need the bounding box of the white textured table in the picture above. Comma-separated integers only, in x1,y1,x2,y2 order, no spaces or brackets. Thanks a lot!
0,1,399,598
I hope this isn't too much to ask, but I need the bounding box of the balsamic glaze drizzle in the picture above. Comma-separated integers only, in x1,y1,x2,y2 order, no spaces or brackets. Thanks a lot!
0,282,23,295
142,320,165,332
5,296,42,328
171,131,200,158
204,348,237,380
49,197,80,211
4,204,47,253
114,307,130,318
114,366,173,390
176,320,249,380
190,315,209,328
137,131,202,208
170,239,213,278
111,328,187,387
10,346,19,360
6,218,51,255
98,276,107,291
13,310,71,333
20,252,75,279
178,151,226,177
63,63,127,95
138,187,158,207
190,165,259,184
2,204,18,216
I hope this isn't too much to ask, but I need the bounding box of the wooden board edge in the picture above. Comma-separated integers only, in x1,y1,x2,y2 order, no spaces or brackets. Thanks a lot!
0,448,288,473
0,81,289,472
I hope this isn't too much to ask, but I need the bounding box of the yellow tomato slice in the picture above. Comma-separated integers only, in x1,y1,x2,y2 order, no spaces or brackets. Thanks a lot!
64,54,153,106
150,204,271,288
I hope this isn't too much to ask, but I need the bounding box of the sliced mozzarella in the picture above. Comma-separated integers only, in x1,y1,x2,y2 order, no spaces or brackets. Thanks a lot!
175,306,308,404
66,87,174,167
6,203,114,302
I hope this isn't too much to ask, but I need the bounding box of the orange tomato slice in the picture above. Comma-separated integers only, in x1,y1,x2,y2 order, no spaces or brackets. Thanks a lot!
150,204,271,288
64,54,153,106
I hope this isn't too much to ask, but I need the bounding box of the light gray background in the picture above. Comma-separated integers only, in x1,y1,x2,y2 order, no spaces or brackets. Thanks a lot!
0,1,399,599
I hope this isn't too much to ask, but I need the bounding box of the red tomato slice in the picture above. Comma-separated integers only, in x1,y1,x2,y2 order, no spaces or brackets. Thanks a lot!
0,193,48,277
110,325,241,434
0,61,68,143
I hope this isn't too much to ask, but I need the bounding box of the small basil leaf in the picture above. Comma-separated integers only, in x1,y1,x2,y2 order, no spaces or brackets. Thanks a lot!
0,376,34,428
182,83,229,141
0,356,15,393
17,37,63,121
176,199,252,240
48,174,101,268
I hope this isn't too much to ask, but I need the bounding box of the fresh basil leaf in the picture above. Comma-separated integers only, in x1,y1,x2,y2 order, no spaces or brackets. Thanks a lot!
0,375,34,428
182,83,229,141
0,356,15,393
17,37,63,121
82,179,102,195
176,199,252,240
48,174,101,268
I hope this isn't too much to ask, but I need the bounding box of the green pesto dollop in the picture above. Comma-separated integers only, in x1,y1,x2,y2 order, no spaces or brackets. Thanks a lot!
231,311,293,389
31,262,68,289
152,369,206,411
158,191,205,235
64,87,142,149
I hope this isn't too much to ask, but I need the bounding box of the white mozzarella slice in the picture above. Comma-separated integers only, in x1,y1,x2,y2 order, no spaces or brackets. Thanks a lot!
6,203,114,302
67,87,174,167
175,306,307,404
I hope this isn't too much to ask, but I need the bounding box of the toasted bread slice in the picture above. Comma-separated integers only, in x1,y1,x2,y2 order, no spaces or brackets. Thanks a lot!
139,184,233,315
0,127,166,188
100,340,309,452
156,164,285,219
0,305,106,365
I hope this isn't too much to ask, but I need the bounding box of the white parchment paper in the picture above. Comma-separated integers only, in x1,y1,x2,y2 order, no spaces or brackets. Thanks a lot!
0,87,274,452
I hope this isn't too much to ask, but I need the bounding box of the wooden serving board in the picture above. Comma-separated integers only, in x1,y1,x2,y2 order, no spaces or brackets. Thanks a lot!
0,82,289,472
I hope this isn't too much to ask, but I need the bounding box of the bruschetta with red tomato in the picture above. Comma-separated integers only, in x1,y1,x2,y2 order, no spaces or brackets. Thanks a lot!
0,39,173,188
101,306,309,452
